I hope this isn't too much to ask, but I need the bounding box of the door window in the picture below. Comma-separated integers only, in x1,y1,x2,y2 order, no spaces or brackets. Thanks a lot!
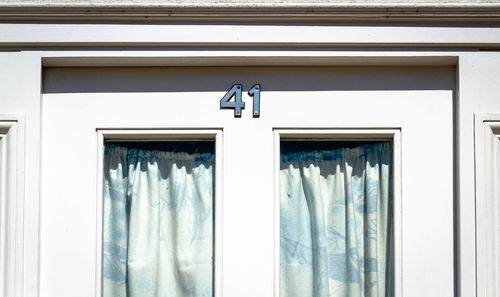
280,140,393,297
102,141,215,297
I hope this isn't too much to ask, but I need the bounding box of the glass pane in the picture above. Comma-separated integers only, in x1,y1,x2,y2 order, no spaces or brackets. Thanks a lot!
102,141,214,297
280,141,393,297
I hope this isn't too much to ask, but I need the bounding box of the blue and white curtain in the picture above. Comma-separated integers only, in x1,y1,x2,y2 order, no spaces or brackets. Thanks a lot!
280,142,393,297
102,145,214,297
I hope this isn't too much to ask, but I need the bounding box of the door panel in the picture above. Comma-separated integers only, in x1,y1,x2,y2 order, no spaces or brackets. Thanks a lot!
41,66,454,297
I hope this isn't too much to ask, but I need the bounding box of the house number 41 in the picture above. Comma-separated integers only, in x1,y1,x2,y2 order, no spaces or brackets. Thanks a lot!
220,84,260,118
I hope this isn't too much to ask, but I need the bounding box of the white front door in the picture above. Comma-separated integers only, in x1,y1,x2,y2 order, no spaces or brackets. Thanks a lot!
41,65,454,297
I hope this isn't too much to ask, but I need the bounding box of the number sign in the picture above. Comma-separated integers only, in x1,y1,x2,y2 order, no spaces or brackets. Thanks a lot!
220,84,260,117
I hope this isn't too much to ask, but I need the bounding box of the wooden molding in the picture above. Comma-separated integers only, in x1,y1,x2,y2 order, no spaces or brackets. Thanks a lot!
0,4,500,22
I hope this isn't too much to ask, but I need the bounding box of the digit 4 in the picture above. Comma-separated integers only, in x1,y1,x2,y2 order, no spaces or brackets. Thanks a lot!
220,84,245,117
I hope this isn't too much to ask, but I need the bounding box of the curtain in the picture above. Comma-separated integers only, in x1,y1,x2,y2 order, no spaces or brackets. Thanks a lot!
280,142,393,297
102,145,214,297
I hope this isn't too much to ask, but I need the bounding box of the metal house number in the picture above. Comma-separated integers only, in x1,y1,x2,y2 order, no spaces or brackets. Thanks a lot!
220,84,261,117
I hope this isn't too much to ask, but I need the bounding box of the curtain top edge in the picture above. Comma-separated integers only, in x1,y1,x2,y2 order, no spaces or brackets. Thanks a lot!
280,141,391,163
104,144,214,162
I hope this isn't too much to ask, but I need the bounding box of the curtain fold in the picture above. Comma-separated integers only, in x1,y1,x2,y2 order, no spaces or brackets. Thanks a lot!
280,142,393,297
102,145,214,297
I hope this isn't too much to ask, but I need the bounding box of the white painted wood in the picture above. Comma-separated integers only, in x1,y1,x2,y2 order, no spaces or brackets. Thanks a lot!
0,53,42,297
492,132,500,297
0,133,5,297
1,24,500,46
0,117,25,297
456,52,500,297
41,53,458,68
474,115,500,297
41,65,454,297
2,1,500,7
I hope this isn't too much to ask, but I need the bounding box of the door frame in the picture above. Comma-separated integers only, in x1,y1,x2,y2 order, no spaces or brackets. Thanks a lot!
474,114,500,297
0,115,24,297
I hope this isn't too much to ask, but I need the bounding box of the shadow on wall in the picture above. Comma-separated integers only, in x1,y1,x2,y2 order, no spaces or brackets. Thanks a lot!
43,65,455,93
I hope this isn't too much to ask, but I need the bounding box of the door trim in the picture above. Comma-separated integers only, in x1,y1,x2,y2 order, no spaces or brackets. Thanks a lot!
474,114,500,297
0,115,24,297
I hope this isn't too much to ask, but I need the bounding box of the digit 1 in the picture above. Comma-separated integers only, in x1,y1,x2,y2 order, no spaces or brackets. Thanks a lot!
248,84,260,117
220,84,244,117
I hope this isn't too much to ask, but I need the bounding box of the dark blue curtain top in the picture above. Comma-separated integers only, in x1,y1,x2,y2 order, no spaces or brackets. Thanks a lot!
104,144,214,163
280,141,391,163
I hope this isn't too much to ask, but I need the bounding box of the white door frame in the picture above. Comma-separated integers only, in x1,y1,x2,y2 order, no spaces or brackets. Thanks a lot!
0,115,25,297
474,114,500,297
